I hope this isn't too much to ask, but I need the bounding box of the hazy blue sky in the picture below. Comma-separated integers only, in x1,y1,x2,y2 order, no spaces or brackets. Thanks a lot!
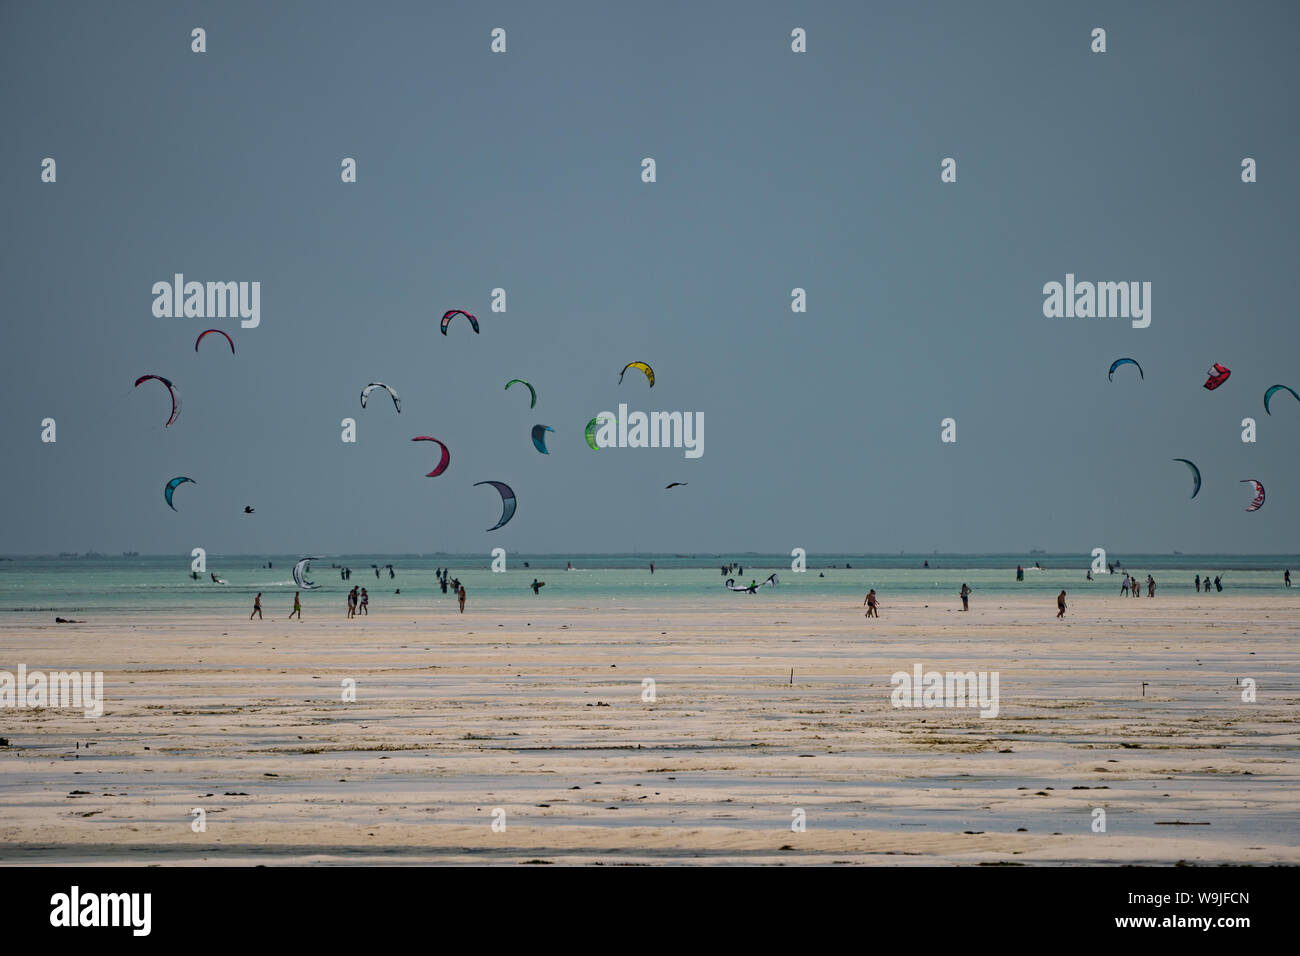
2,1,1297,556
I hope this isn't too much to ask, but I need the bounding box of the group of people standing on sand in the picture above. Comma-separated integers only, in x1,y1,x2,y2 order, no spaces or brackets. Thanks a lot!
1194,574,1224,593
346,586,369,618
1119,574,1156,597
249,591,301,620
858,585,1070,619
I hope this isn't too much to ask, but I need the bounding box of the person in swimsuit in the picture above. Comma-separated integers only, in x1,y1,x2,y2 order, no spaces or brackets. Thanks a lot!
960,583,971,611
289,592,302,620
1057,590,1067,618
360,588,368,615
457,585,467,613
864,589,879,618
250,593,263,620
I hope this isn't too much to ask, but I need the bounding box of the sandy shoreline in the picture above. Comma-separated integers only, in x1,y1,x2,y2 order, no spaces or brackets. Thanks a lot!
2,593,1297,865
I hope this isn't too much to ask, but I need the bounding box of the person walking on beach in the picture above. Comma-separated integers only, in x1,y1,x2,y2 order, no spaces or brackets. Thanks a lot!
864,589,879,618
1121,574,1129,596
347,587,356,619
1147,575,1155,597
1057,590,1067,618
250,593,263,620
1195,574,1200,593
960,583,971,611
457,585,467,613
1202,573,1210,595
359,588,368,615
288,592,302,620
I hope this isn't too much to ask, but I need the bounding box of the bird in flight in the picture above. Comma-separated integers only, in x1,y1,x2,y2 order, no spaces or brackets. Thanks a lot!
243,506,255,514
665,482,687,489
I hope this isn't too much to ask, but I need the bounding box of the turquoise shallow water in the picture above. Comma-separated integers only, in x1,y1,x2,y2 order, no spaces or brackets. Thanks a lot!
1,553,1296,616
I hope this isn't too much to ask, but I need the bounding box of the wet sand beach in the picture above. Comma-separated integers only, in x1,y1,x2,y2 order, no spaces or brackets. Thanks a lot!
2,593,1297,865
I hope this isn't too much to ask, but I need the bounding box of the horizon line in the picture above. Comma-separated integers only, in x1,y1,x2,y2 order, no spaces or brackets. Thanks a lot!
7,551,1300,560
